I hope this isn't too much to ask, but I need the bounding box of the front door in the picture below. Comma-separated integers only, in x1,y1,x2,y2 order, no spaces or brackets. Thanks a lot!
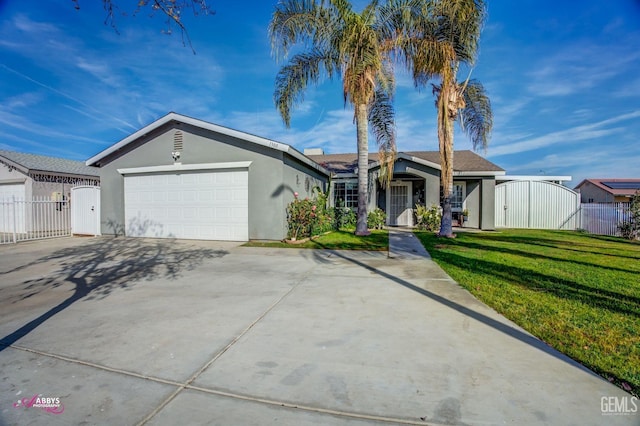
387,182,413,226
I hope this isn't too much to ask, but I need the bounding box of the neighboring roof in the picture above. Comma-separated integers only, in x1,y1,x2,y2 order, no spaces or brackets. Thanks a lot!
0,149,99,177
574,178,640,195
86,112,329,176
308,150,505,175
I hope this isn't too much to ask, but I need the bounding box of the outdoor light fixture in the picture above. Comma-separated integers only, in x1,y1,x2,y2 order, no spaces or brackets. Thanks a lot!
171,151,181,161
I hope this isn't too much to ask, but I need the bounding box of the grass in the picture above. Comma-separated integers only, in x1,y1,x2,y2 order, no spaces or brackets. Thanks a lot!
414,229,640,397
244,229,388,251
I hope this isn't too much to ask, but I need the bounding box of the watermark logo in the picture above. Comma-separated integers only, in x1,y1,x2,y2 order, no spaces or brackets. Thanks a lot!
601,396,638,416
13,394,64,414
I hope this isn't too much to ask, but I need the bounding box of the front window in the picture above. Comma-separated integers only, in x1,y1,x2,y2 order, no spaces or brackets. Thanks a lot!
451,182,465,211
333,181,358,209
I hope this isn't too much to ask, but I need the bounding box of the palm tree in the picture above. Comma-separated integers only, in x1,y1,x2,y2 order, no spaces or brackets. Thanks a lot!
269,0,397,236
401,0,492,237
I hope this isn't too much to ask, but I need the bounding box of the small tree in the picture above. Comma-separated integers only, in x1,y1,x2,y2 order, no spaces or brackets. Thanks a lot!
618,191,640,240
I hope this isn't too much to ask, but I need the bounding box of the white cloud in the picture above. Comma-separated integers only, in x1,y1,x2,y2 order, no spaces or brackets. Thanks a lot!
527,42,640,97
488,110,640,157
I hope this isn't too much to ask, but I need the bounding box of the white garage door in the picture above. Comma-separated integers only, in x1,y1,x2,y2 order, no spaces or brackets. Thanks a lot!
0,182,25,201
0,182,26,233
124,170,248,241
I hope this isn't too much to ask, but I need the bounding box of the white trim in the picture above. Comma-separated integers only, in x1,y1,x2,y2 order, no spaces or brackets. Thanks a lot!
87,112,328,176
453,170,506,176
364,153,504,177
0,178,27,185
386,181,413,226
117,161,252,175
401,153,442,170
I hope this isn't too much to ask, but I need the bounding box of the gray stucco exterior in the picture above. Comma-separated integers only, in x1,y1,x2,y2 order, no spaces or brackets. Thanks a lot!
89,115,328,241
322,153,501,231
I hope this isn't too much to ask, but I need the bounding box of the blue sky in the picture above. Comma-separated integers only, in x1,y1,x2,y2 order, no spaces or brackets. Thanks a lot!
1,0,639,186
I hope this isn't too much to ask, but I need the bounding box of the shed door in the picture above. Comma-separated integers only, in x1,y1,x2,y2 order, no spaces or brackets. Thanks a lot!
123,170,248,241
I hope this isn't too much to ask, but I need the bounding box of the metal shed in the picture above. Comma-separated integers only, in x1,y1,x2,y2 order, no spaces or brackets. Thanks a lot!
495,177,579,230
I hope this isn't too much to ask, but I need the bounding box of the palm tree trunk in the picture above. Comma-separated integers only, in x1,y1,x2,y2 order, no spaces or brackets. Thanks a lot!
355,103,371,236
438,81,456,238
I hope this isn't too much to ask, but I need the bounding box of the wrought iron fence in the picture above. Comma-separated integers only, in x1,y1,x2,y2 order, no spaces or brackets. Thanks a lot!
0,196,71,244
579,202,631,236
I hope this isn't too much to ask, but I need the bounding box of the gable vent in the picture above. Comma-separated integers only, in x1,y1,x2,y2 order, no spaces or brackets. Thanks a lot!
173,130,183,151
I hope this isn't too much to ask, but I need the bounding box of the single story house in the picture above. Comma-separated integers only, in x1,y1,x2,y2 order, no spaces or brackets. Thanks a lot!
86,113,329,241
87,112,505,241
574,178,640,203
0,149,100,202
309,150,505,230
0,149,100,234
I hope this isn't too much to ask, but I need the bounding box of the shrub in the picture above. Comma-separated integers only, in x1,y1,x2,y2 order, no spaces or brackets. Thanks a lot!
618,191,640,240
415,204,442,232
286,188,334,240
311,186,334,235
367,208,386,230
332,199,356,230
335,207,356,230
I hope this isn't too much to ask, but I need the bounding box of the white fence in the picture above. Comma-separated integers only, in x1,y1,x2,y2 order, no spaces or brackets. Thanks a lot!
579,203,631,236
0,197,71,244
495,180,635,237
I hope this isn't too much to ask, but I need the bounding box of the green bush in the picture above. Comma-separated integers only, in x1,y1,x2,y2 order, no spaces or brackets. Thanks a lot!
286,188,334,240
367,208,386,230
415,204,441,232
333,204,356,230
618,192,640,240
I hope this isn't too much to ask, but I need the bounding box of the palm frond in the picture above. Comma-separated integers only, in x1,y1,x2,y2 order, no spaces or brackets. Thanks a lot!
368,62,396,187
434,0,487,65
274,49,339,127
269,0,334,60
458,79,492,151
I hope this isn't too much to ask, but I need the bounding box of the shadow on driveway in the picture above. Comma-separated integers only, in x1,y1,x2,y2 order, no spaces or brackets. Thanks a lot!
311,248,600,378
0,237,227,352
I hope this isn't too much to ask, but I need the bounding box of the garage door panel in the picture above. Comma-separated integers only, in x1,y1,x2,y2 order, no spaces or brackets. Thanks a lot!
124,170,248,241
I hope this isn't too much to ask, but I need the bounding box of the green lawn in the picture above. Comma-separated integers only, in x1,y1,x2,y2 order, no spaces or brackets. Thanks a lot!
244,229,388,251
414,229,640,397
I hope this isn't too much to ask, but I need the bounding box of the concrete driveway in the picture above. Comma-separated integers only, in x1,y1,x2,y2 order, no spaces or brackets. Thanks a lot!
0,234,636,425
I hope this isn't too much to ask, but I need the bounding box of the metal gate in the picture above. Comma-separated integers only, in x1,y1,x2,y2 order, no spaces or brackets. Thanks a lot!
0,197,71,244
71,186,101,236
495,180,580,229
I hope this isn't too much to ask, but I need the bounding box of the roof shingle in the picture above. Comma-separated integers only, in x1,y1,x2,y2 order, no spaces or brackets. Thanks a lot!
0,150,100,177
308,150,504,174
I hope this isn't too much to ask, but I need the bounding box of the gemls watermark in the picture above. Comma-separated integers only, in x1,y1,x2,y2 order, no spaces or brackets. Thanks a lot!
601,396,638,416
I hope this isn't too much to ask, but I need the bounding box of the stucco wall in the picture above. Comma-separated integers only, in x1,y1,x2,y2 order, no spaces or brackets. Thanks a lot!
480,178,496,230
282,155,328,236
392,159,440,207
0,163,31,200
96,122,327,240
578,182,613,203
0,163,22,181
465,180,480,228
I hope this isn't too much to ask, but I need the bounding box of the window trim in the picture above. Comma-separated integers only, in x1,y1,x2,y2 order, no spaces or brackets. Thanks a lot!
332,179,359,210
451,181,466,212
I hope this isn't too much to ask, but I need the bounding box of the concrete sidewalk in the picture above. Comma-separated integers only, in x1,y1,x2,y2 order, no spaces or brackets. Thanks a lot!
387,227,431,260
0,236,637,425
